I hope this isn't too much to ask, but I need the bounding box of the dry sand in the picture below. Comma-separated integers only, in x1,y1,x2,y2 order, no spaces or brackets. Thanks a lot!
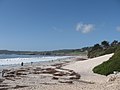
63,53,114,83
0,54,120,90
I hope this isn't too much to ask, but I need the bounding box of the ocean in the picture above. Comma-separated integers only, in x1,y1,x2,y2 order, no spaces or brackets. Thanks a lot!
0,54,71,65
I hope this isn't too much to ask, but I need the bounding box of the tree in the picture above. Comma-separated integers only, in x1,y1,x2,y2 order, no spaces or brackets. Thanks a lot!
101,41,109,49
111,40,119,46
92,44,102,50
118,42,120,46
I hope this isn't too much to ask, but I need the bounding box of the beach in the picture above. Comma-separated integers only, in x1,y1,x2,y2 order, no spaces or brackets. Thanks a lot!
0,54,120,90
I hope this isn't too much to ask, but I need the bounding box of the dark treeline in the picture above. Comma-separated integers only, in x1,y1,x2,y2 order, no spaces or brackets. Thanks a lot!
88,40,120,58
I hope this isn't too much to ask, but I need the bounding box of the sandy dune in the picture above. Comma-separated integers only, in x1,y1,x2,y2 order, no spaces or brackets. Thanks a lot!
63,53,114,83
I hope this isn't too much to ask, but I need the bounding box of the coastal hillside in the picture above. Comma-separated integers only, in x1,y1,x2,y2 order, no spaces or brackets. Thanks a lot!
0,47,89,56
93,46,120,76
88,40,120,58
88,40,120,76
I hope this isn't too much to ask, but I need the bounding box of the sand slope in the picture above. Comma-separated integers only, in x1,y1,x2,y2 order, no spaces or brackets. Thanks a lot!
63,53,114,83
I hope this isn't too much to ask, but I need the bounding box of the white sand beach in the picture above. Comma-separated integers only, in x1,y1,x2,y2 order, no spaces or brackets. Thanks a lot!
63,53,114,83
0,54,120,90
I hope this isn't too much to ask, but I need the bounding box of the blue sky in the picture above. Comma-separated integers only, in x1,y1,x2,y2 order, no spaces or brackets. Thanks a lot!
0,0,120,51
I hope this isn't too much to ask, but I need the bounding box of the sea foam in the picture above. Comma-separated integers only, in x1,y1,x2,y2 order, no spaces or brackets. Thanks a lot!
0,55,71,65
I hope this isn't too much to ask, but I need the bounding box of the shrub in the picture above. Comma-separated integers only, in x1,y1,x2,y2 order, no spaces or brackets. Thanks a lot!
93,46,120,76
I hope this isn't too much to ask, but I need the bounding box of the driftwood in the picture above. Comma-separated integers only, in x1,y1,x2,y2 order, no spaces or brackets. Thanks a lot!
0,78,5,83
58,79,73,84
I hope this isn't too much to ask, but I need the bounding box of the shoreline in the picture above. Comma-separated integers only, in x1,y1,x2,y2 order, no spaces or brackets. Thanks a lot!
0,55,87,70
0,54,120,90
0,55,76,66
0,56,81,78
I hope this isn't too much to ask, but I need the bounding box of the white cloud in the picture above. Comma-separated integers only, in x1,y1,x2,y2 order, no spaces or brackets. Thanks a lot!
76,23,94,34
117,26,120,32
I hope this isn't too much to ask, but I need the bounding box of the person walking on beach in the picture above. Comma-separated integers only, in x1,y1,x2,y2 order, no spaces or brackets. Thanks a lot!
2,70,5,77
21,62,24,66
31,62,33,65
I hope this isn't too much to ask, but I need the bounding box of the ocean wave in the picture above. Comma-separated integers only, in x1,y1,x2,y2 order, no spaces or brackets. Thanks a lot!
0,56,71,65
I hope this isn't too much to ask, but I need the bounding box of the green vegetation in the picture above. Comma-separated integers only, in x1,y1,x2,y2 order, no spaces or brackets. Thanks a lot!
0,47,89,56
93,46,120,75
46,48,89,56
88,40,120,58
85,40,120,75
88,40,120,76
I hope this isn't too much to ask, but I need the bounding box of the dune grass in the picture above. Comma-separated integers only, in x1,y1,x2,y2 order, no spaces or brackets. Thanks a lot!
93,47,120,76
